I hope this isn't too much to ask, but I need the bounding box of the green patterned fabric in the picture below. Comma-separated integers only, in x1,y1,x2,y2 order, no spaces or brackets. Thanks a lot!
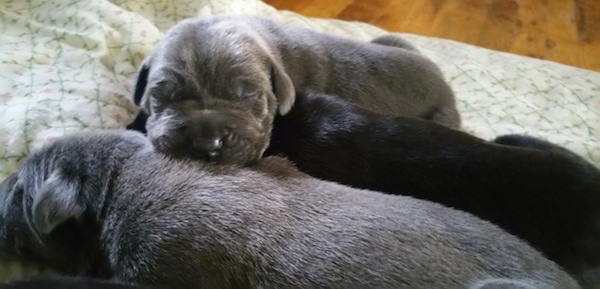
0,0,599,280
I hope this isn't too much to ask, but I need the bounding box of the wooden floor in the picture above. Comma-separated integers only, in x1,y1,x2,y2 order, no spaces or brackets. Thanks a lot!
264,0,600,72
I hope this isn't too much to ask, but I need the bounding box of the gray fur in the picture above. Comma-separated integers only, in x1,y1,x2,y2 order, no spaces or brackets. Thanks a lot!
468,278,555,289
131,15,460,165
0,130,580,289
371,34,421,52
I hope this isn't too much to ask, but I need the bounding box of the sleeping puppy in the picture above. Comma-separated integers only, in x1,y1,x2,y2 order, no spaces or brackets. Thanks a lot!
0,131,580,289
128,15,460,165
264,92,600,286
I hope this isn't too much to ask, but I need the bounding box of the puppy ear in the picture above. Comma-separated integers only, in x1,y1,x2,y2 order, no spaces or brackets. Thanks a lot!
269,60,295,115
131,56,153,109
31,171,85,235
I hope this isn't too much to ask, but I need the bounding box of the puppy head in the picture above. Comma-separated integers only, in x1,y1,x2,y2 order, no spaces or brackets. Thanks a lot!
131,18,295,165
0,130,150,274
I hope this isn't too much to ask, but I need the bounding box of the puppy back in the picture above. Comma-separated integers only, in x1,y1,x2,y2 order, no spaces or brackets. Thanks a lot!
105,152,579,288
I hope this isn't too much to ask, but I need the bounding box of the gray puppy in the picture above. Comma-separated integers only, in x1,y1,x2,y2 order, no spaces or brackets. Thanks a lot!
130,15,460,165
0,130,580,289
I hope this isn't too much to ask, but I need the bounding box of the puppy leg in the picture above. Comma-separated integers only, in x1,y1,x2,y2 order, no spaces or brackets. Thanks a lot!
371,34,420,53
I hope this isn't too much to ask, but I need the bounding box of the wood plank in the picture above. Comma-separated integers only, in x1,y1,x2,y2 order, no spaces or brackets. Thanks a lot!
370,0,416,32
297,0,354,19
575,0,600,70
399,0,442,36
430,0,488,43
574,0,600,43
544,0,582,69
337,0,394,23
509,0,549,60
477,0,521,53
263,0,600,71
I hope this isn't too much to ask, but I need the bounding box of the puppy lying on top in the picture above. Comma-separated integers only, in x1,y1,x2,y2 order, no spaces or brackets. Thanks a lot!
0,131,580,289
264,92,600,287
128,15,460,165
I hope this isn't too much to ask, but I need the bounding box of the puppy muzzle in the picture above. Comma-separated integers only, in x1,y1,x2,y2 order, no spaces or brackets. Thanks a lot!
148,109,268,164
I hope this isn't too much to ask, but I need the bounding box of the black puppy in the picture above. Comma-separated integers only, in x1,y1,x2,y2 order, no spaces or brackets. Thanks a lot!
127,93,600,284
0,276,154,289
264,93,600,280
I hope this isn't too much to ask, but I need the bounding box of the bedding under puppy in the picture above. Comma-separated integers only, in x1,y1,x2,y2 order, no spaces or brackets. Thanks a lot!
0,131,579,289
264,92,600,284
129,15,459,165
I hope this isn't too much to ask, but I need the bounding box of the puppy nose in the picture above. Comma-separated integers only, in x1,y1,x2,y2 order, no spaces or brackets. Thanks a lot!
193,137,223,160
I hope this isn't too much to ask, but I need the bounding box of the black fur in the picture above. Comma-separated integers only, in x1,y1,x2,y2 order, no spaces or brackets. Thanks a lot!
126,111,148,133
263,92,600,280
0,276,154,289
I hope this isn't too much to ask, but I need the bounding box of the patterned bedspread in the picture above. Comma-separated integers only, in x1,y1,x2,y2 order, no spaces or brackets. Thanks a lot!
0,0,599,280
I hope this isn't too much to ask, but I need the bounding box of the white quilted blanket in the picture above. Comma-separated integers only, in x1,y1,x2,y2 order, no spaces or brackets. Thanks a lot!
0,0,599,280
